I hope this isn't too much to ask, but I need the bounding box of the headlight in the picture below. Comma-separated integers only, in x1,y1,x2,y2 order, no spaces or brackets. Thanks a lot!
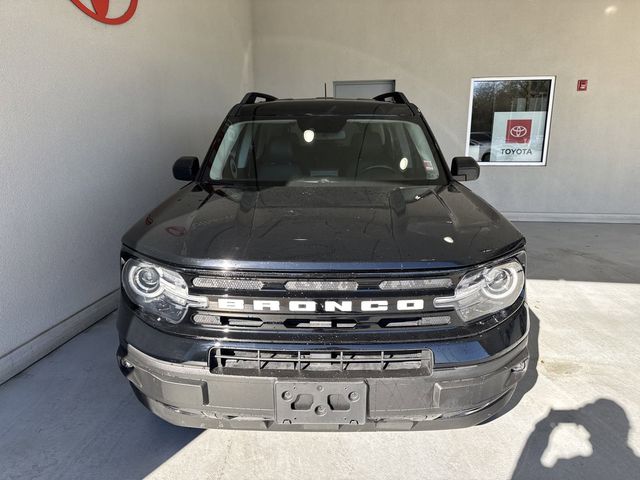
433,259,524,322
122,258,208,323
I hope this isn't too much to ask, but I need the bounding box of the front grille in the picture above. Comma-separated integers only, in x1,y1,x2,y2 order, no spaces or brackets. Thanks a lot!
211,347,433,372
187,270,461,333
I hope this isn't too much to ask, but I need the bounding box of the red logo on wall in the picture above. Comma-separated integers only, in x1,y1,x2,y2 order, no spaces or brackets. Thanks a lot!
505,119,532,144
70,0,138,25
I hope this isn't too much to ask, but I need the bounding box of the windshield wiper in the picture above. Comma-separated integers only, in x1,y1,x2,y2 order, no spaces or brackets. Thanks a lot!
205,180,249,187
290,178,343,185
406,186,435,202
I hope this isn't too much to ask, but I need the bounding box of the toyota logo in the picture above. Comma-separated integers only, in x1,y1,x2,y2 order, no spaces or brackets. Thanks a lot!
70,0,138,25
509,125,528,138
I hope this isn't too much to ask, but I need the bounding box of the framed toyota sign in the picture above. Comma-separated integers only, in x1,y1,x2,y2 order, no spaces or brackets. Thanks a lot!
465,76,555,166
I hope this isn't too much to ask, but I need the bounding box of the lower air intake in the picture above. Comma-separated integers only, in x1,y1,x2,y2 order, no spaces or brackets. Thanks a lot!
211,348,433,373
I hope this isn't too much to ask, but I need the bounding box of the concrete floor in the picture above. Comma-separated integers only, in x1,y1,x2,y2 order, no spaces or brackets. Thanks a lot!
1,222,640,480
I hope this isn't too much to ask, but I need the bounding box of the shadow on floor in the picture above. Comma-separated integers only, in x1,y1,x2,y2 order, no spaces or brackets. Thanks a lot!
511,398,640,480
0,316,202,480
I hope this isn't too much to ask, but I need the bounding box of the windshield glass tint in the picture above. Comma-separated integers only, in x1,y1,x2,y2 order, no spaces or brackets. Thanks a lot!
207,118,444,185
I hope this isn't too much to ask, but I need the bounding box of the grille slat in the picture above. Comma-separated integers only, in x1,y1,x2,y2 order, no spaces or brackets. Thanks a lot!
193,314,451,329
192,277,265,290
285,280,359,291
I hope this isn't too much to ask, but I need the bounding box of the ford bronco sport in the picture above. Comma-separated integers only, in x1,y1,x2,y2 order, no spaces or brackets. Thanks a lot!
117,91,529,430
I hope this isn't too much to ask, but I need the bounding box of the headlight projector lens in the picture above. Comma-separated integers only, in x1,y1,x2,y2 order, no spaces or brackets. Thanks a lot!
132,267,161,295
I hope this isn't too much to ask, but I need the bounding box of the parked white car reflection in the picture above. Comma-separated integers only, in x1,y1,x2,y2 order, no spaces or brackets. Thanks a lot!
469,132,492,162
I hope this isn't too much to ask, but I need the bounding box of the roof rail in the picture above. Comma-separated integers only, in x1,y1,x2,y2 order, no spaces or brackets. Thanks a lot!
373,91,410,105
240,92,278,105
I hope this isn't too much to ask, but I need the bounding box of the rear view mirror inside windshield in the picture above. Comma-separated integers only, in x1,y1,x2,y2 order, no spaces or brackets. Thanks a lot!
297,117,347,133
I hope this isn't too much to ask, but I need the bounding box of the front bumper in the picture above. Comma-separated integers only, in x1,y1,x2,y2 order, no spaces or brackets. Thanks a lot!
117,304,529,431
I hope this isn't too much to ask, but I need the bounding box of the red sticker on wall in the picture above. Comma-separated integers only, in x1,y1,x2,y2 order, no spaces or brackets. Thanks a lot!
70,0,138,25
505,119,532,144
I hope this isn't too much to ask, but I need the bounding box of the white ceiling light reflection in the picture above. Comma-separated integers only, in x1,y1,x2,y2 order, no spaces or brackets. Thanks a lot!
399,157,409,171
303,129,315,143
604,5,618,15
444,236,454,244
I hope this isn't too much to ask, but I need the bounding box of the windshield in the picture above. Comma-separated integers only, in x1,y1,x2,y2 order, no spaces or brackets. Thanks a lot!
204,117,446,186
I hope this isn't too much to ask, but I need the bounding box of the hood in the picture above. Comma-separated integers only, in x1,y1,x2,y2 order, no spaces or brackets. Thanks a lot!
122,183,524,271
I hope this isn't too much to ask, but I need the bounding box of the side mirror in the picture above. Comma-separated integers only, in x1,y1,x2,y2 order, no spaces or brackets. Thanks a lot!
451,156,480,181
173,156,200,181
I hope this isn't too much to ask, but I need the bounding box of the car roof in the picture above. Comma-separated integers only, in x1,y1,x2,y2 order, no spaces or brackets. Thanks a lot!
232,98,417,118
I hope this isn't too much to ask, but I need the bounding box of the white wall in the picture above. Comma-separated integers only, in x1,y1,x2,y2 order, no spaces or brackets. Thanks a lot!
0,0,252,372
251,0,640,222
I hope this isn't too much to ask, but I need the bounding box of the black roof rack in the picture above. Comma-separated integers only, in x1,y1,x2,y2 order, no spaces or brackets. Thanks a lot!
240,92,278,105
373,91,410,105
231,91,417,117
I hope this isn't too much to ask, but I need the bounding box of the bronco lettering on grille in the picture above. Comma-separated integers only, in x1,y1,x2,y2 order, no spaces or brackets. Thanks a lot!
216,298,425,313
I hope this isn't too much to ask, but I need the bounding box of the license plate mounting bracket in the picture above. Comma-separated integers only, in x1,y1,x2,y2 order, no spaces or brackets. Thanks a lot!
274,381,367,425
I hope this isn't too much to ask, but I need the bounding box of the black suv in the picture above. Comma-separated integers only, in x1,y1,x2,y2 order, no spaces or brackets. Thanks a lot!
117,92,529,431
